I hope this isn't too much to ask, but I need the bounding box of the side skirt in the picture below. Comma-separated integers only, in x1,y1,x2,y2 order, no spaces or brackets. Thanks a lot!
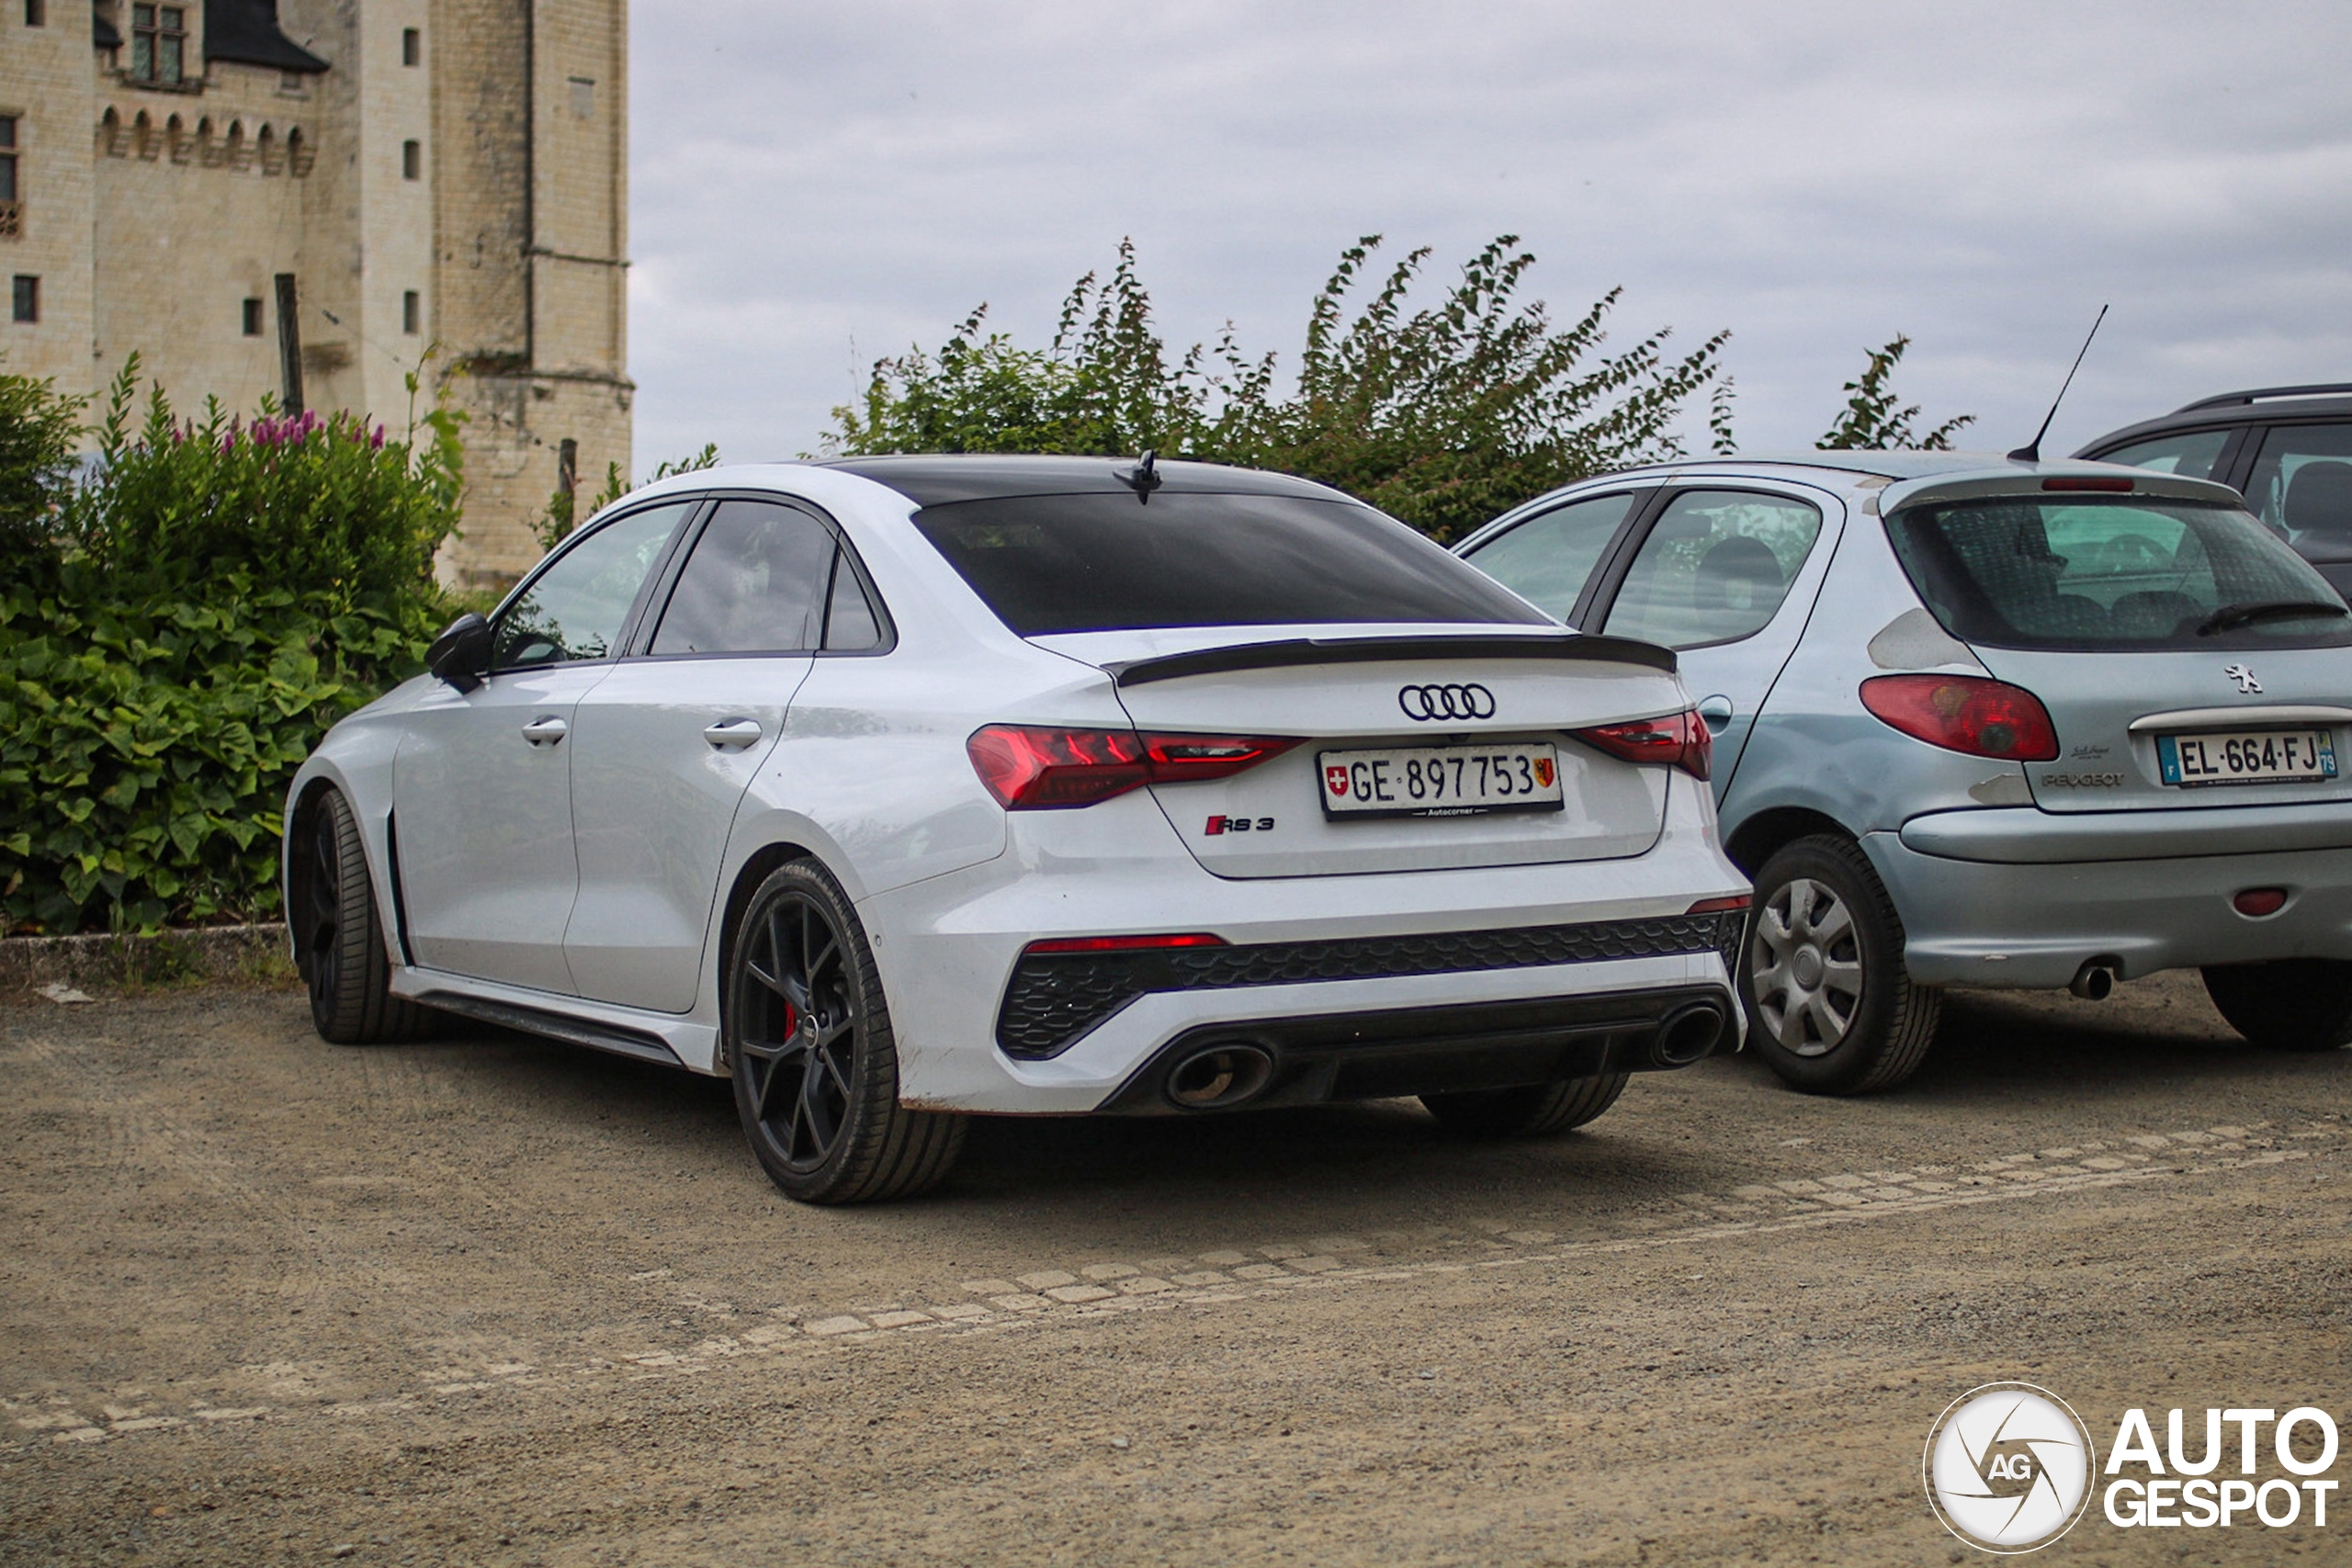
390,965,720,1073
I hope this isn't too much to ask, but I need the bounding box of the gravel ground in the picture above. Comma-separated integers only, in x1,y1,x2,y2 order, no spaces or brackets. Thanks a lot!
2,973,2346,1565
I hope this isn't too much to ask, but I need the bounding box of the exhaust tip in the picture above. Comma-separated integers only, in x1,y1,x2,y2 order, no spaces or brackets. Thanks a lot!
2069,959,2120,1001
1652,1002,1727,1067
1164,1043,1276,1111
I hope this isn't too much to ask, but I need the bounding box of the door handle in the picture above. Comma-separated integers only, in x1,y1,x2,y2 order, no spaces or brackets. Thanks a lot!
521,715,570,746
703,717,763,749
1697,695,1735,734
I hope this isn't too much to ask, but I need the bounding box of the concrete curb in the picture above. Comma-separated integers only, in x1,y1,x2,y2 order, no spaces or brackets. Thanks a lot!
0,923,291,993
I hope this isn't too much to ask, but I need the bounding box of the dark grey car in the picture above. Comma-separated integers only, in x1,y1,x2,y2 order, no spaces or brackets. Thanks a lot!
2077,383,2352,598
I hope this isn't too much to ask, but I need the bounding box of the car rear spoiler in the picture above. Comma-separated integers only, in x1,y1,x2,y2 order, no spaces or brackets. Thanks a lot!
1102,632,1678,687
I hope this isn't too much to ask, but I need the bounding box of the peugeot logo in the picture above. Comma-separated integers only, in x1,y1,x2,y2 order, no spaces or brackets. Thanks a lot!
1398,682,1497,722
2223,662,2262,694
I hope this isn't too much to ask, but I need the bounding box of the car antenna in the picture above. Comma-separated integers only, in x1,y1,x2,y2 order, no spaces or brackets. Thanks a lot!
1120,448,1163,502
2008,304,2109,462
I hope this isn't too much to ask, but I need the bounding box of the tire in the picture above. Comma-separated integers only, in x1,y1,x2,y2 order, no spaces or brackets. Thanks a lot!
1421,1071,1629,1136
728,859,966,1204
295,788,437,1044
2202,961,2352,1052
1740,833,1940,1095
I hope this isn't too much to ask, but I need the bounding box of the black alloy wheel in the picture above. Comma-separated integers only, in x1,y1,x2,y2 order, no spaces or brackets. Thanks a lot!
728,860,965,1204
1421,1071,1630,1136
2202,960,2352,1051
296,787,435,1043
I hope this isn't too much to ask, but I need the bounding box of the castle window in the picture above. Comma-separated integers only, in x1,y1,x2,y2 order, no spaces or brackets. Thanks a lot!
130,5,187,85
25,1,47,27
401,140,420,180
402,28,420,67
401,290,419,335
11,276,36,323
243,298,263,335
568,77,594,118
0,115,18,222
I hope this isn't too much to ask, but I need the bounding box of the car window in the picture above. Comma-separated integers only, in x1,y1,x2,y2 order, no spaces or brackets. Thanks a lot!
2094,429,2232,480
650,500,838,655
1884,497,2352,651
912,491,1544,636
823,553,884,651
2242,424,2352,553
492,502,695,669
1459,492,1641,623
1600,491,1825,649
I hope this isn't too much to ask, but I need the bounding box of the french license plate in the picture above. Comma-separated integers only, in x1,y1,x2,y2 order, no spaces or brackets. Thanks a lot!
1319,743,1565,818
2157,728,2338,787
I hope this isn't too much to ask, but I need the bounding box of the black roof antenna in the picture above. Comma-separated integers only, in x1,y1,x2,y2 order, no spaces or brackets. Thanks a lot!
1120,449,1163,502
2009,304,2109,463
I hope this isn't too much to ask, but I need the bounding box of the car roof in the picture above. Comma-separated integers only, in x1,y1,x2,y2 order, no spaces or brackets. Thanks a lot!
813,453,1349,508
2075,383,2352,457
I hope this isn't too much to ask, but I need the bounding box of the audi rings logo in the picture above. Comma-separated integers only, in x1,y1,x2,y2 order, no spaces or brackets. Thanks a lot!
1398,682,1497,722
1925,1382,2097,1553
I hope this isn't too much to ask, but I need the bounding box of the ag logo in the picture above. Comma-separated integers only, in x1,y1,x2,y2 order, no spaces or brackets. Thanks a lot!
1924,1382,2096,1553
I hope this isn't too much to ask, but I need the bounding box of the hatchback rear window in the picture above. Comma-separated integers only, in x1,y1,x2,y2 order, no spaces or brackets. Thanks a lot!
1885,497,2352,651
912,491,1546,636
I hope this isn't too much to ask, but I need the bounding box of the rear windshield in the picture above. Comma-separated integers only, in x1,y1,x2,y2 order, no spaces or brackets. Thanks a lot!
1884,497,2352,652
912,491,1547,636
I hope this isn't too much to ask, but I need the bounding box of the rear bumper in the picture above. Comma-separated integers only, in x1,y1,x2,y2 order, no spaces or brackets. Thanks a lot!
1094,985,1736,1115
1897,800,2352,863
1864,829,2352,988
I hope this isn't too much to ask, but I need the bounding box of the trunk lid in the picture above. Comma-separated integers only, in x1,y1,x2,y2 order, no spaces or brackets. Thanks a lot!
1033,625,1691,877
1970,644,2352,813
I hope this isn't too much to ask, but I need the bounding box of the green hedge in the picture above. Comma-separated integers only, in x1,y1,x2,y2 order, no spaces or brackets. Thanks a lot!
0,359,464,934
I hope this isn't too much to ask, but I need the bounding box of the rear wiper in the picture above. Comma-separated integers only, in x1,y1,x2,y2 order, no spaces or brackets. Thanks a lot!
2197,600,2352,635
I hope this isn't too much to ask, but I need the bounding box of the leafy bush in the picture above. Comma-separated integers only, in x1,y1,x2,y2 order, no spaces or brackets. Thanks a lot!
0,360,465,934
828,236,1734,543
1816,334,1974,451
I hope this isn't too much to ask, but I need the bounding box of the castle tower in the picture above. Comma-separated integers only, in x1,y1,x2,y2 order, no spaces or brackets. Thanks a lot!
0,0,629,588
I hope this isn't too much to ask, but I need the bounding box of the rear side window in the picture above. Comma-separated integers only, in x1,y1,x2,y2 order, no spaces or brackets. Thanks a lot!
2242,424,2352,553
912,491,1544,636
651,500,837,655
1886,497,2352,651
1601,491,1824,649
1460,491,1640,623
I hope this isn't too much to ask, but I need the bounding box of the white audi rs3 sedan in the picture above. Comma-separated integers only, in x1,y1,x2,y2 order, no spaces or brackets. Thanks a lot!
284,456,1749,1202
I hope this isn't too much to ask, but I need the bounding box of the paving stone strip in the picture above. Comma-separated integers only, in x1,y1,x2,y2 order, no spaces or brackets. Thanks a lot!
7,1116,2335,1452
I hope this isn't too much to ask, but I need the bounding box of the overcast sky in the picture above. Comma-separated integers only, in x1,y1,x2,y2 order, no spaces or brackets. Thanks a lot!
626,0,2352,479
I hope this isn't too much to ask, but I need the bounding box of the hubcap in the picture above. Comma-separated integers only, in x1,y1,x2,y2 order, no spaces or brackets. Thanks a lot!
1749,876,1863,1056
736,894,857,1171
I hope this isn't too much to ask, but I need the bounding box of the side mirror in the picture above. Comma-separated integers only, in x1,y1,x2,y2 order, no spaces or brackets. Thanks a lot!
427,613,492,693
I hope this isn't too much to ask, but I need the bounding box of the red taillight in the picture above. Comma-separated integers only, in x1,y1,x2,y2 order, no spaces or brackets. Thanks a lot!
2042,476,2134,493
1859,674,2060,761
967,725,1300,810
1023,932,1228,955
1571,710,1713,781
1686,894,1751,915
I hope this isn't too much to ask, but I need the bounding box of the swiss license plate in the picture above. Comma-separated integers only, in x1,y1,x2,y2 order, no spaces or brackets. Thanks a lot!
1319,743,1566,818
2157,728,2339,787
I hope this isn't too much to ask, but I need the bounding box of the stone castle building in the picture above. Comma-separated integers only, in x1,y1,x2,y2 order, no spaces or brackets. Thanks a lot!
3,0,629,585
